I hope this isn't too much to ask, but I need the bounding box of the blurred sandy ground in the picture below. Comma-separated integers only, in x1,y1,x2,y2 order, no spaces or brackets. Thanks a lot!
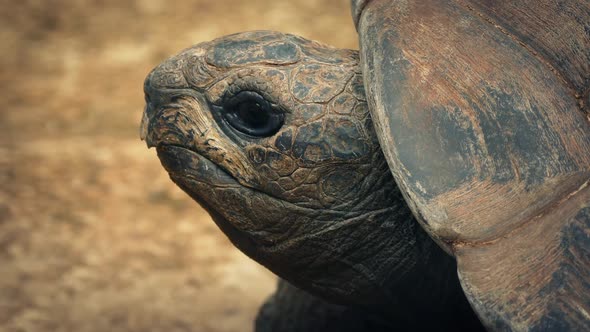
0,1,356,331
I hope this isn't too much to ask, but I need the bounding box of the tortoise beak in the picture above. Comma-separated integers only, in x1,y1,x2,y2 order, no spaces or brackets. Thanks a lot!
139,107,150,142
140,70,157,147
140,64,179,148
140,79,176,149
139,102,160,148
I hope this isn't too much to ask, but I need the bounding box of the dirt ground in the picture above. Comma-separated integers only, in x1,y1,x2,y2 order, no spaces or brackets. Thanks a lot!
0,1,356,331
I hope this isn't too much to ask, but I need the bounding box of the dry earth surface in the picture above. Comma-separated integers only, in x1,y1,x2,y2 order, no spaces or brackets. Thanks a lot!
0,1,356,331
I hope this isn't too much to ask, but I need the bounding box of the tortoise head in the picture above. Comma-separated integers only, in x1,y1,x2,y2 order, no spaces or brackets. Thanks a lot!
140,31,430,306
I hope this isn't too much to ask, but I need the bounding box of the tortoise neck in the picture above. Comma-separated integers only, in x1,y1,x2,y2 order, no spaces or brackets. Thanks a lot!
370,210,482,329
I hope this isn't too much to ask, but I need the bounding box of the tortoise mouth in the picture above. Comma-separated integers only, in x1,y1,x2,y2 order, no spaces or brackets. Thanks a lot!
156,144,275,257
156,144,240,189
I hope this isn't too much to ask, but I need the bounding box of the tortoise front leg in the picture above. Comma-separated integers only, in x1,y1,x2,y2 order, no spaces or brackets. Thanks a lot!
255,279,390,332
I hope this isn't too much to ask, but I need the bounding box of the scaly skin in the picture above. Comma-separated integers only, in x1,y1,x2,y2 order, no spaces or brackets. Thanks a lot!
141,31,482,330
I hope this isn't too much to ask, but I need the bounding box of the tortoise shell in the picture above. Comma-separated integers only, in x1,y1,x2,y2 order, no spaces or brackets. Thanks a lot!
352,0,590,330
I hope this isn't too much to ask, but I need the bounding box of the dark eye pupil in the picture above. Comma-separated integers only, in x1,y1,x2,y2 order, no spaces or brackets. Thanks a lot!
238,102,269,127
223,92,284,137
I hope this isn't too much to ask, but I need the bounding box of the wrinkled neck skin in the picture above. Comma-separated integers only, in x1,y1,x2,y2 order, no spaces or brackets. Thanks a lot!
229,164,460,317
142,31,474,327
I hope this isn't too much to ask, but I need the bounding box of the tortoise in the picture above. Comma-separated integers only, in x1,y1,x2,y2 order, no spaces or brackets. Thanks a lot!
140,0,590,330
140,31,481,331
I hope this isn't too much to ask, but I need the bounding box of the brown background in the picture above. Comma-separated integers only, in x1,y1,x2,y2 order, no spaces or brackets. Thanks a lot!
0,1,357,331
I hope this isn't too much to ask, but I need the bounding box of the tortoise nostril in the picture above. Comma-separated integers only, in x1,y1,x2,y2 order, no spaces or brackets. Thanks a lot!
170,95,182,104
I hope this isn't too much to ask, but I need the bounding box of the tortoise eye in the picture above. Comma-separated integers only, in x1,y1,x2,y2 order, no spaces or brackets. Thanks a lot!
222,91,284,137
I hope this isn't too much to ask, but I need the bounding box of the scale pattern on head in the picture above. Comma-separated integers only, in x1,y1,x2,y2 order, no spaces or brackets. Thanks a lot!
143,31,379,209
141,31,427,305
